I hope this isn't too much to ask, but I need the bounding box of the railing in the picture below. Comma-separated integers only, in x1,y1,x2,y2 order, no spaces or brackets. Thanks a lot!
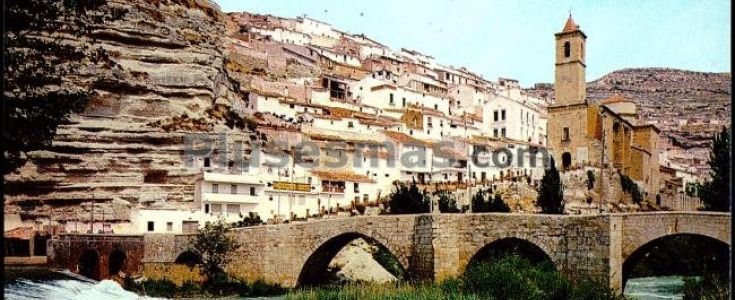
202,193,260,203
322,186,345,193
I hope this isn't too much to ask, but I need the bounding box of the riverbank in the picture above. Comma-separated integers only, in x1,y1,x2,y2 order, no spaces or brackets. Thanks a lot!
4,263,721,300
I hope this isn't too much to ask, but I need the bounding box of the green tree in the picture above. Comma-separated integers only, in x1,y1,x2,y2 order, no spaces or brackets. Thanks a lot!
537,157,564,214
190,220,241,285
699,127,731,212
3,0,126,174
437,190,460,213
488,194,511,213
388,181,429,214
471,189,488,212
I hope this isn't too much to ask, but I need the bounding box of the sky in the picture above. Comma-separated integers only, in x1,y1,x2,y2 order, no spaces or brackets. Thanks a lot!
214,0,730,87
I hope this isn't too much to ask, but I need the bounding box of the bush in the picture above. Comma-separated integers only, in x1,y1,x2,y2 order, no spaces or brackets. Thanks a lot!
437,191,460,213
370,242,406,280
586,170,595,190
387,181,429,214
488,194,511,212
682,273,730,300
234,212,263,228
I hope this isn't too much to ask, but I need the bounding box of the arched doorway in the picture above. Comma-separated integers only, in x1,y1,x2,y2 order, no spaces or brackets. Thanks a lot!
622,234,730,290
296,232,405,287
79,249,100,280
174,250,203,267
108,249,126,277
561,152,572,171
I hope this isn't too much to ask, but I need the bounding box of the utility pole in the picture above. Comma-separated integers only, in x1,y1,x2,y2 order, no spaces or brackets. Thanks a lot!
465,113,473,213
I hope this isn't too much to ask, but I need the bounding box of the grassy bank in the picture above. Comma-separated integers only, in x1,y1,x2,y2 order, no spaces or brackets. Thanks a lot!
288,255,624,300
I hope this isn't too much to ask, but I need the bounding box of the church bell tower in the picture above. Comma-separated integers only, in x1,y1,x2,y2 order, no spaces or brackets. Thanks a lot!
554,14,587,105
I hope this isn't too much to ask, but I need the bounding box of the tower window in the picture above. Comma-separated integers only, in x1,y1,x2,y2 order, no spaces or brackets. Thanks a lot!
563,41,571,58
562,127,570,141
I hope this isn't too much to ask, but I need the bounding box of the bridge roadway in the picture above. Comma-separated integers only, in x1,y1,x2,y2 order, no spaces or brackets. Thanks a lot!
48,211,730,290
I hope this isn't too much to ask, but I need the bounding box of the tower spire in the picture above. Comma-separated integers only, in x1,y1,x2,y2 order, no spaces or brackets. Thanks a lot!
563,13,578,32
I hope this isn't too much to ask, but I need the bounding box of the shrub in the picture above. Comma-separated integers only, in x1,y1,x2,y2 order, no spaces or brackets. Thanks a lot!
437,191,460,213
234,212,263,228
388,181,429,214
586,170,595,190
371,243,406,280
488,194,511,212
682,273,730,300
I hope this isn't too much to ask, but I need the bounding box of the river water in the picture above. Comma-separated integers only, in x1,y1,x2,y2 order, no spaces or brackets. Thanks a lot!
4,267,686,299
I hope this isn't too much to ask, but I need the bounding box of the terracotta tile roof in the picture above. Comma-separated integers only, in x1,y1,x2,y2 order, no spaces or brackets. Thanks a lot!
382,130,434,147
4,227,35,239
600,93,635,105
433,145,468,160
311,168,375,183
563,14,579,32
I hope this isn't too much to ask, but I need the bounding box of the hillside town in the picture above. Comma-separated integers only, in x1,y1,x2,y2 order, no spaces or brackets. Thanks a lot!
3,3,715,239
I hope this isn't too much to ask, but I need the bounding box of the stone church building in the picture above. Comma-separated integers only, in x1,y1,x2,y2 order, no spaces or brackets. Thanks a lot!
547,15,661,198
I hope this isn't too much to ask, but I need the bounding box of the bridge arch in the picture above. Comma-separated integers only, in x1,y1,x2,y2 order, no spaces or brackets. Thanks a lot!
108,249,126,277
464,236,555,273
174,250,203,267
296,230,407,287
79,249,101,280
622,233,730,288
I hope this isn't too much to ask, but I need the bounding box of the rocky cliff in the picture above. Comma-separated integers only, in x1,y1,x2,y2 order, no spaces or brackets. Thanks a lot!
3,0,252,227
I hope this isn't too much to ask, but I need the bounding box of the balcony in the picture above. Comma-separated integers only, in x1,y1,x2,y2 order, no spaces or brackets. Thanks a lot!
201,192,260,204
321,186,345,194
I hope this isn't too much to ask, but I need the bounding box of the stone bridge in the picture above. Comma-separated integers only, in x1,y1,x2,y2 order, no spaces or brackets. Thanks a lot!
48,212,730,291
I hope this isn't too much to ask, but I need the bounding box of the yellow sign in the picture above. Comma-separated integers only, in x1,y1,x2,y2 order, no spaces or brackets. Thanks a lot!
272,181,311,192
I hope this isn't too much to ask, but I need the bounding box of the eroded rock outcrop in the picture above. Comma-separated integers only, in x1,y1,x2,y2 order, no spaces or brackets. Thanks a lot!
3,0,251,227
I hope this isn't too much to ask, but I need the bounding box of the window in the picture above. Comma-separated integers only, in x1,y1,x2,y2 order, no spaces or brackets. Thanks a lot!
563,41,571,58
212,184,219,193
493,129,499,137
493,111,498,122
166,222,173,232
250,187,256,196
269,195,274,201
363,194,369,203
402,97,406,107
147,222,154,232
227,204,239,214
427,117,433,128
562,127,570,141
204,204,210,213
389,93,394,105
501,110,506,120
204,157,210,168
434,104,438,110
354,183,359,193
348,121,354,128
231,184,237,194
501,128,506,137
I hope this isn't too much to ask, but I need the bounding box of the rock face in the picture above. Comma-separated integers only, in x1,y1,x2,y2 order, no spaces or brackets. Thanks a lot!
3,0,251,228
328,238,397,283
